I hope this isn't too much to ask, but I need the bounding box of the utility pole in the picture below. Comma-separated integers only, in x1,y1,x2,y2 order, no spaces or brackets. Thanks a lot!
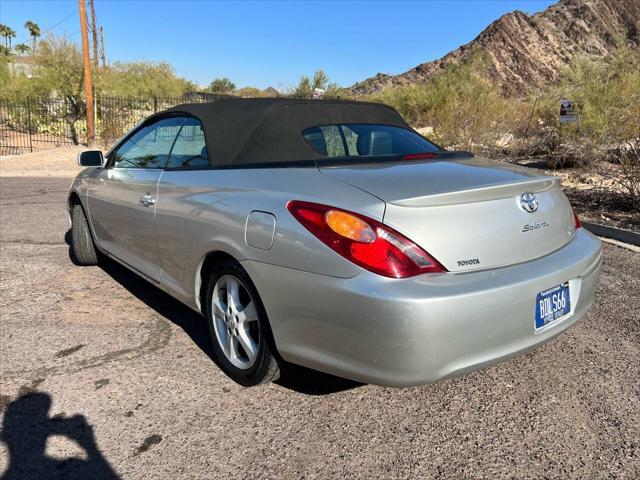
89,0,99,70
78,0,95,143
99,25,106,67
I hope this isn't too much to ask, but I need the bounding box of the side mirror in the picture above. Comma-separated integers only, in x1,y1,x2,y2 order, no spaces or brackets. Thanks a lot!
77,150,104,167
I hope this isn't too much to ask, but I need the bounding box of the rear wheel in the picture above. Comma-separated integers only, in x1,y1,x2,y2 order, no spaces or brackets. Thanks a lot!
71,202,98,266
204,260,280,386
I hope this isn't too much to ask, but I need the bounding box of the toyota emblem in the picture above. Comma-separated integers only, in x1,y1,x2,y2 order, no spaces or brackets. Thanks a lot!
520,192,538,213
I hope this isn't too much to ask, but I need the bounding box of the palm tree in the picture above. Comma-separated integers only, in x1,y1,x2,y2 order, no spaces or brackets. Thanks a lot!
24,21,40,53
6,27,16,49
14,43,30,55
0,24,8,48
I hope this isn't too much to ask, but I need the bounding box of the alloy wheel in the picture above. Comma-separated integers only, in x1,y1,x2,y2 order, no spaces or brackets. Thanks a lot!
211,274,260,370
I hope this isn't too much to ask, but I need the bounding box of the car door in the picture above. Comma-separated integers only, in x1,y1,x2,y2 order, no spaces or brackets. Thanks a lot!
87,116,185,281
154,116,212,299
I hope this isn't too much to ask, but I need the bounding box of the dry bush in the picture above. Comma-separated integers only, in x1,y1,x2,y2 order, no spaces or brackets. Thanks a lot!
369,52,543,158
369,47,639,211
555,46,640,210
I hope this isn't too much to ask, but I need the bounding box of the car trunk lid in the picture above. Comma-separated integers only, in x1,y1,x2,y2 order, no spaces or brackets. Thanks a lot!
320,157,576,272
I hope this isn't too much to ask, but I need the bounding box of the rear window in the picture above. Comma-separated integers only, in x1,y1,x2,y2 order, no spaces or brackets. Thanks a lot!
302,124,439,159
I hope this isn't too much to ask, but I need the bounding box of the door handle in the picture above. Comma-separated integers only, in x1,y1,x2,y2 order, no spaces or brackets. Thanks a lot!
139,193,156,207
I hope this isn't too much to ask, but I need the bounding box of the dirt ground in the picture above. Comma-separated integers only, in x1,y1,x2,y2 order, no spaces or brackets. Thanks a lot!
0,176,639,479
0,146,86,177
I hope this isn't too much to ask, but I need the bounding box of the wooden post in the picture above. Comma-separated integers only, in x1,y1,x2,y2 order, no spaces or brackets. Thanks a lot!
78,0,95,143
89,0,99,70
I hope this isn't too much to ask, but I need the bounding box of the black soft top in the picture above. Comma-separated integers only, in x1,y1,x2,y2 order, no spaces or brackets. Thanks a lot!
160,98,411,167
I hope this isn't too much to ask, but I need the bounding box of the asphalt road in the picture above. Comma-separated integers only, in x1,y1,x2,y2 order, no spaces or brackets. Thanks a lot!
1,177,639,479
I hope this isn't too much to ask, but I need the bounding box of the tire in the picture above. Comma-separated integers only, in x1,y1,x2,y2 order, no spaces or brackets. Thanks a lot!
204,260,280,386
71,202,98,266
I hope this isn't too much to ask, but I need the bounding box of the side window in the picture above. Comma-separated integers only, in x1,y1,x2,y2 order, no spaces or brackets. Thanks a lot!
165,117,209,168
342,126,359,156
112,117,185,169
303,126,346,157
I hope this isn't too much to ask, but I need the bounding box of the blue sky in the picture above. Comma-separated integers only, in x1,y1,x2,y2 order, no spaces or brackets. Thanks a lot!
1,0,556,89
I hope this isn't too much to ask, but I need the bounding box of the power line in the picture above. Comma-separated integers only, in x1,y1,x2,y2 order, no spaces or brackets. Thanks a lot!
12,11,78,45
40,11,77,36
62,30,81,40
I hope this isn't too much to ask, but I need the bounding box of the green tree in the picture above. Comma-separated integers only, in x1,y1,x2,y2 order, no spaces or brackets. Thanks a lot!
98,61,196,97
312,69,328,90
0,25,9,48
0,53,9,85
24,21,41,52
1,33,198,101
32,35,84,97
207,77,235,93
0,25,16,48
14,43,30,55
293,69,341,98
7,26,16,48
294,75,312,97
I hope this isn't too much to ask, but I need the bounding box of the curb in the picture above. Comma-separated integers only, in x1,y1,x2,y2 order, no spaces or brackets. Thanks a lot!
599,237,640,254
582,221,640,247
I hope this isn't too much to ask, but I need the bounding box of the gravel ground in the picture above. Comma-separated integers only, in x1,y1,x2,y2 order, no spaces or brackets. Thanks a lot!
0,177,639,479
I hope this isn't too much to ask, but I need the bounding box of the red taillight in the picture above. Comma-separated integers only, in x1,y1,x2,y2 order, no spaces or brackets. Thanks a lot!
573,208,582,229
287,201,446,278
403,152,439,161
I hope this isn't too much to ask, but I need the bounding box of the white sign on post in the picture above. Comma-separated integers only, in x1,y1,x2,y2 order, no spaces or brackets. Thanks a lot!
313,88,325,100
560,99,578,124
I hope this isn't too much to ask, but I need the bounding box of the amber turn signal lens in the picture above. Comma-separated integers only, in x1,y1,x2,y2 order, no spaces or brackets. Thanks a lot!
325,210,376,243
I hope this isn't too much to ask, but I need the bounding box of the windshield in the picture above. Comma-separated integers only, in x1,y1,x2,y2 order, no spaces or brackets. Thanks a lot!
302,124,440,160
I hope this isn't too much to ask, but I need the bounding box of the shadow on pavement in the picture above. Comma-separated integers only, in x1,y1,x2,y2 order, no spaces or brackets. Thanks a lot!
0,391,119,480
276,364,363,395
68,236,363,396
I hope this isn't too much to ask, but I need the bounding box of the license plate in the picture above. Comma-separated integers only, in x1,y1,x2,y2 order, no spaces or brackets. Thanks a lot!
535,282,570,329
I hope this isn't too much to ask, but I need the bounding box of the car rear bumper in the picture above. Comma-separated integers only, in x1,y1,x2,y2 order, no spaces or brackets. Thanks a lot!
243,229,603,387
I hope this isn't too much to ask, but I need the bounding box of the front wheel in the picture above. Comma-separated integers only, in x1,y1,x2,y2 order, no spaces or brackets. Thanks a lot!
71,202,98,266
204,261,280,386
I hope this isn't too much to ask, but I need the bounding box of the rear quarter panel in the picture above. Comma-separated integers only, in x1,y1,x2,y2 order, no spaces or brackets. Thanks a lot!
154,168,385,303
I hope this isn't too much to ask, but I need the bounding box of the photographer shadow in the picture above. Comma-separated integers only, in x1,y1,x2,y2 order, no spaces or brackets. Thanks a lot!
0,392,119,480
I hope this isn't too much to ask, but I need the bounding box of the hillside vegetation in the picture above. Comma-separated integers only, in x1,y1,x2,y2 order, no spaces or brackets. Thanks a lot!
0,35,196,100
367,46,640,212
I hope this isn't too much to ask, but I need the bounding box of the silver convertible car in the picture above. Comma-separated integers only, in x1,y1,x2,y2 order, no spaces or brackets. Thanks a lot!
69,98,603,387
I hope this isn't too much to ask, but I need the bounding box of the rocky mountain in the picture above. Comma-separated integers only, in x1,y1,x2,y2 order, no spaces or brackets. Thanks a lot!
349,0,640,96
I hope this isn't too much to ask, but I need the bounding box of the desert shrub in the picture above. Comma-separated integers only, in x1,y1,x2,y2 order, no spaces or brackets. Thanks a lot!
552,46,640,209
96,61,196,98
0,35,84,102
235,86,264,97
0,53,10,87
0,33,196,101
369,51,533,155
288,69,343,99
206,78,235,94
560,46,640,140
